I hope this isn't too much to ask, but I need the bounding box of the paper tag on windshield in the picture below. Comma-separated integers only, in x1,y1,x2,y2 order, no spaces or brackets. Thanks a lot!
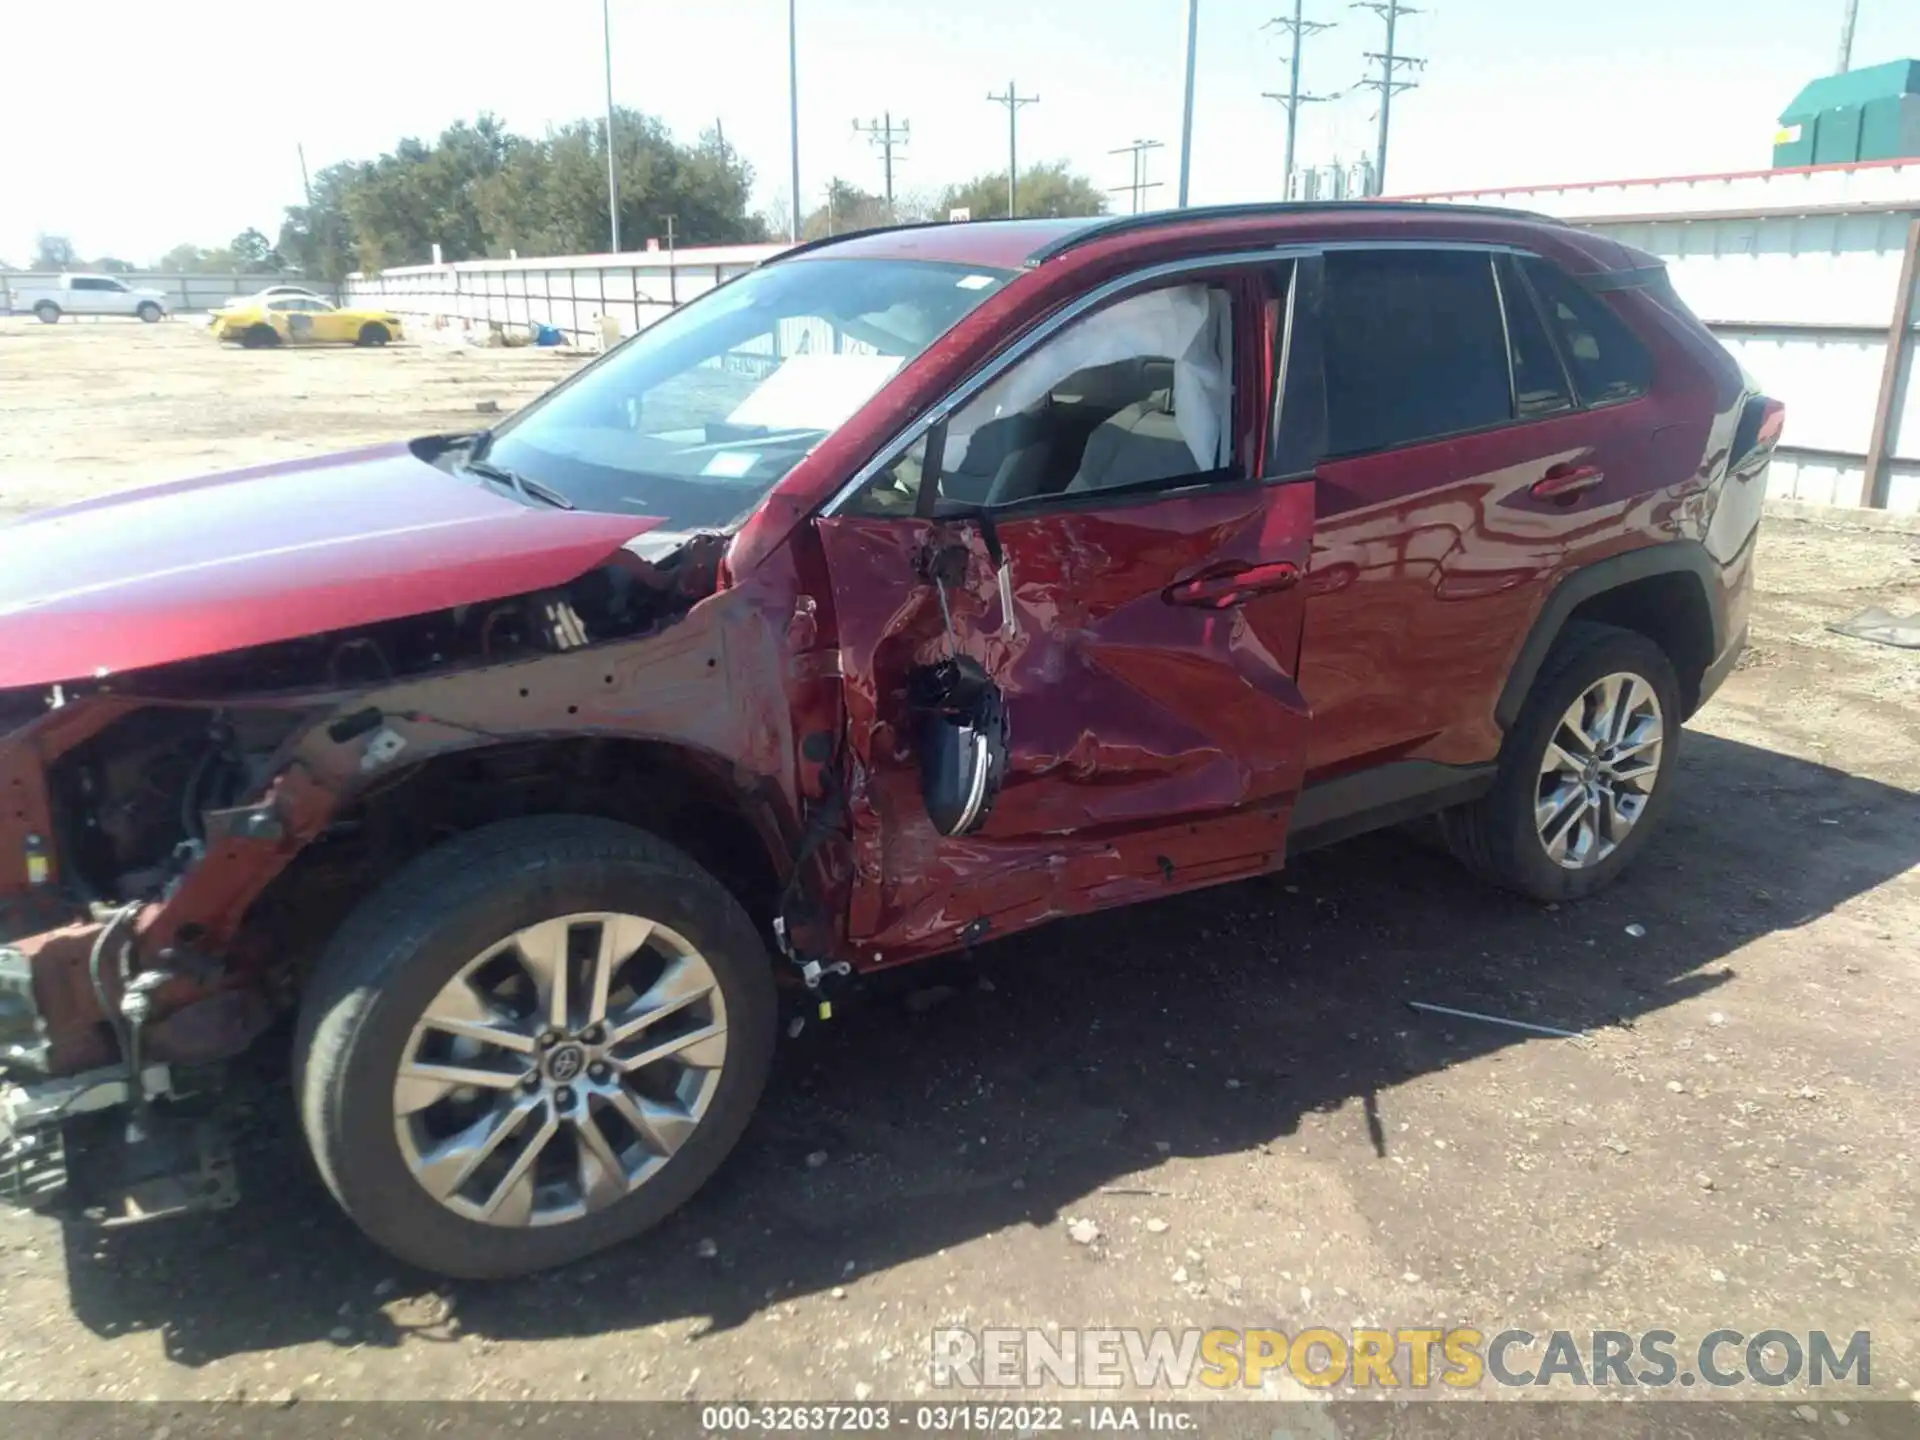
702,450,760,479
726,353,904,431
956,274,996,290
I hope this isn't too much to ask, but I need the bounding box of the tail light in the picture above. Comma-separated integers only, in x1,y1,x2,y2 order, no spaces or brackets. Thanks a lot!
1730,395,1785,474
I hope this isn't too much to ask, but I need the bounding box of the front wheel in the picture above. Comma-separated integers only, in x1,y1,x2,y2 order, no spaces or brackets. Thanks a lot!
356,322,390,347
136,301,163,323
1442,622,1681,903
294,816,776,1278
33,302,59,324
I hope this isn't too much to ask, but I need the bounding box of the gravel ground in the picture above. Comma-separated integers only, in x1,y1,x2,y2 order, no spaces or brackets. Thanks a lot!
0,320,1915,1406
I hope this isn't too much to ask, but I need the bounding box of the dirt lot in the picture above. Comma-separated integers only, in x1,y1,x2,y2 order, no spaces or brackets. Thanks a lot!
0,320,1917,1406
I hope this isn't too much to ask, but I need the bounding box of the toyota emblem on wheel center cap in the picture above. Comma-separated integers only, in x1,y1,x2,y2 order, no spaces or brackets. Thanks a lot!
545,1043,586,1084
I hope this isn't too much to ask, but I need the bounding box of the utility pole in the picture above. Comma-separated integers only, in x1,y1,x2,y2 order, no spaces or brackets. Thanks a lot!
665,215,678,304
787,0,802,243
1107,139,1166,214
1837,0,1860,73
852,111,911,211
1351,0,1425,196
987,82,1039,216
296,143,313,206
601,0,621,252
1262,0,1337,199
1177,0,1199,206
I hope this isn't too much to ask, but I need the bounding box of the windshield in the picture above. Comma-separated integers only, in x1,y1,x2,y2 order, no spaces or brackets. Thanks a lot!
481,257,1015,528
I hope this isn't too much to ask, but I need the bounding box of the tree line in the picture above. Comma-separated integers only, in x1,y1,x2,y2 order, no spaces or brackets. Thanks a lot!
15,109,1107,280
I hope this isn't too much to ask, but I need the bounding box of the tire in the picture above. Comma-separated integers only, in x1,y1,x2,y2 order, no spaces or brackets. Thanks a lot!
294,816,775,1278
356,322,390,347
240,323,279,349
1441,621,1681,903
33,302,59,324
136,301,163,324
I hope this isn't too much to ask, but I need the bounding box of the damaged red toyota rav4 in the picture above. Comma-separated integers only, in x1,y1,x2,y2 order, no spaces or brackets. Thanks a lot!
0,205,1779,1277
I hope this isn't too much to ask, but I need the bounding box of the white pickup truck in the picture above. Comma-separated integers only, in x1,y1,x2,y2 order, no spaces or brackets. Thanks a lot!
14,274,170,323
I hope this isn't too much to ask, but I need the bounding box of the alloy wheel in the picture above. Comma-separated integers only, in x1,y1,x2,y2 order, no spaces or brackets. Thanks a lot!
1534,671,1665,870
392,912,728,1227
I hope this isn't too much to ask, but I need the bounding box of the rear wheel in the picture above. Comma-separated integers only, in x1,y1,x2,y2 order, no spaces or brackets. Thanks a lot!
1443,622,1680,903
356,322,391,347
136,301,163,323
294,816,776,1278
33,302,59,324
240,323,279,349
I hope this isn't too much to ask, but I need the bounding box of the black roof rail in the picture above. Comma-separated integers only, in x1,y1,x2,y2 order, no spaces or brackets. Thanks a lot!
1023,200,1564,265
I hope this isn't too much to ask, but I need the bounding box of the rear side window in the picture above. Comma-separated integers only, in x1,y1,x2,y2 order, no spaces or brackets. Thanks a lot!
1321,249,1511,455
72,277,112,291
1518,256,1652,406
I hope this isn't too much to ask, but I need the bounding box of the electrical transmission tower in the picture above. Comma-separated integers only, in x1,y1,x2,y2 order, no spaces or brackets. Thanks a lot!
851,111,910,211
1262,1,1339,200
1351,0,1426,195
1107,139,1166,214
986,81,1040,216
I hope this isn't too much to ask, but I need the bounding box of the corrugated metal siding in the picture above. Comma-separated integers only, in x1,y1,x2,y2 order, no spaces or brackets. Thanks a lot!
1401,162,1920,513
1601,211,1911,327
342,244,785,339
1584,209,1919,512
1397,158,1920,221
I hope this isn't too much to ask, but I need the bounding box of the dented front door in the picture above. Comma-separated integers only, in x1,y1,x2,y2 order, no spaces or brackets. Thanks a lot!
815,479,1315,963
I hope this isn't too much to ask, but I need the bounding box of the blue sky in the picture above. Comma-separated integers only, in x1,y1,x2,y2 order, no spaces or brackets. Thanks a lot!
4,0,1917,265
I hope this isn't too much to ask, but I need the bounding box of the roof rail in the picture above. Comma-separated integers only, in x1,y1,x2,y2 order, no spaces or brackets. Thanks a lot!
1023,200,1563,265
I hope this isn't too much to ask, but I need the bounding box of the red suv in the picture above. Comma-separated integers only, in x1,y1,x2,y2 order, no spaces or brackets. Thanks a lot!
0,205,1779,1276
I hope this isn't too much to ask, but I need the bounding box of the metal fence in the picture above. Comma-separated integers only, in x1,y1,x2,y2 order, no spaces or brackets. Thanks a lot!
0,272,340,315
1405,160,1920,514
342,244,786,340
1592,209,1920,514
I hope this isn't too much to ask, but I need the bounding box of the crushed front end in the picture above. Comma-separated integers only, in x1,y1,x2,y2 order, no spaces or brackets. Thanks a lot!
0,529,756,1229
0,685,302,1224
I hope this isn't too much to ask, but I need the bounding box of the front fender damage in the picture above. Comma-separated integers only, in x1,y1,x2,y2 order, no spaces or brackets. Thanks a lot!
0,532,839,1218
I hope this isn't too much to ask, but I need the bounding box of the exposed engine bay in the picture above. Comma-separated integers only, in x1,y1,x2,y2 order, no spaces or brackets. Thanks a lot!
27,543,722,908
0,531,751,1222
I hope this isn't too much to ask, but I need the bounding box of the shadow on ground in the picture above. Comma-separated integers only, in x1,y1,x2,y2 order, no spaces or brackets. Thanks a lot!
57,731,1920,1365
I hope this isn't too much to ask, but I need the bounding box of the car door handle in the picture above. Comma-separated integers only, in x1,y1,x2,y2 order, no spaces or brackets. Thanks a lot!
1530,463,1605,502
1164,560,1301,609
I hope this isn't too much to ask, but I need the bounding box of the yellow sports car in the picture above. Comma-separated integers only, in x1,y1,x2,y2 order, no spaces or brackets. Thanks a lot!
210,295,404,348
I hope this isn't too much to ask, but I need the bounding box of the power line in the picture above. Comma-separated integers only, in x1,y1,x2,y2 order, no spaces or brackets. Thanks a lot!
1262,0,1338,199
1107,139,1166,214
1351,0,1426,195
851,111,911,210
986,82,1040,216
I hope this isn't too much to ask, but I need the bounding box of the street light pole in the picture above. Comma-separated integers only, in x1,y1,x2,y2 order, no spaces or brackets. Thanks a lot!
602,0,620,252
788,0,802,242
1177,0,1199,207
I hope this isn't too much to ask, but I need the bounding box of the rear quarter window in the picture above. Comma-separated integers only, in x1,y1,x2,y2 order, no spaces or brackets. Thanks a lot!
1518,256,1652,407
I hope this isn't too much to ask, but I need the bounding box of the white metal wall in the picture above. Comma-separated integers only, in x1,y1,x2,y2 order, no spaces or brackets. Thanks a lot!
1587,209,1920,513
342,245,785,339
